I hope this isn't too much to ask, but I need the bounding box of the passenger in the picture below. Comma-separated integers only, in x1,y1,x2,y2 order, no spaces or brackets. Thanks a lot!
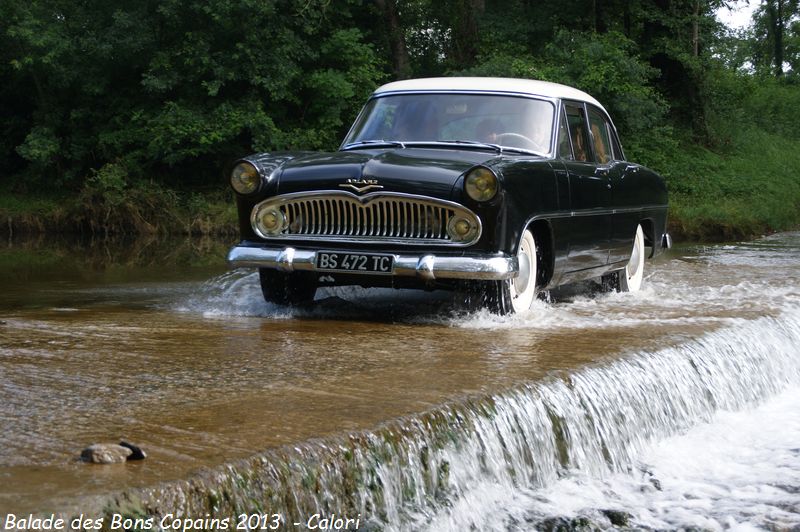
393,101,439,141
572,124,588,161
591,123,609,163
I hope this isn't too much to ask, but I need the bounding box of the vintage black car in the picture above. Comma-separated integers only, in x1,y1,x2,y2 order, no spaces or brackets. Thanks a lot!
227,77,670,314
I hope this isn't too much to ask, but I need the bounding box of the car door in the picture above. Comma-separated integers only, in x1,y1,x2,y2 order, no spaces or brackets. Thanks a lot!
586,106,640,265
561,101,613,272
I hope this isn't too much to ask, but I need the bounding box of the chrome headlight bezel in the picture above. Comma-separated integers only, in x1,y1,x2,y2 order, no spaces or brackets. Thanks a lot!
252,205,287,237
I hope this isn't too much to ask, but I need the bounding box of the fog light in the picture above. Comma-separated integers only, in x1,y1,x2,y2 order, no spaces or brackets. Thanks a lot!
454,219,471,236
447,215,478,242
231,162,260,194
255,207,286,236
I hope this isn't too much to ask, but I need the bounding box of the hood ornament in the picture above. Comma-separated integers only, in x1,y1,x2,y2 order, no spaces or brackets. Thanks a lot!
339,178,384,194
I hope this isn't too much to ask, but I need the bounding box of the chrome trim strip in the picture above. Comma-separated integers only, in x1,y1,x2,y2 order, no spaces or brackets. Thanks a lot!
251,191,482,247
526,204,669,221
227,246,518,281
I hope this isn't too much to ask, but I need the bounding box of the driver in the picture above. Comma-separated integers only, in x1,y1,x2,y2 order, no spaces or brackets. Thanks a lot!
475,118,503,143
476,117,549,151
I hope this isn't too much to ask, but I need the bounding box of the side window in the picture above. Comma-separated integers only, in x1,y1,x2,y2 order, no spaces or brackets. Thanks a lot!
608,123,624,161
557,106,573,159
564,103,591,162
588,107,612,164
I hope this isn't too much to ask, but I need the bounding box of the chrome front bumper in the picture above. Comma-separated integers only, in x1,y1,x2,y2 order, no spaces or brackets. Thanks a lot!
227,245,518,281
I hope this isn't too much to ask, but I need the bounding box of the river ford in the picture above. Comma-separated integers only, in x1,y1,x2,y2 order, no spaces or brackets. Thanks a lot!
0,233,798,530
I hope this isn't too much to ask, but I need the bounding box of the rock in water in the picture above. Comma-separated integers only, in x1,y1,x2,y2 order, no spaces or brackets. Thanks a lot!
80,444,133,464
119,440,146,460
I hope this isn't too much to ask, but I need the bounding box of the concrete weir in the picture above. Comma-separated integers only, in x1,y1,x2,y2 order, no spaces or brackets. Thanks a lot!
91,309,800,531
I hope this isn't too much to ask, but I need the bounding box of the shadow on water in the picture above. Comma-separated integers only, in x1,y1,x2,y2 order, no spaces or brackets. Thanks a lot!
0,234,231,310
0,233,230,276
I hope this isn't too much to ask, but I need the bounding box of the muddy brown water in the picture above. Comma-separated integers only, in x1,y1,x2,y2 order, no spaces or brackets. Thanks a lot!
0,234,798,518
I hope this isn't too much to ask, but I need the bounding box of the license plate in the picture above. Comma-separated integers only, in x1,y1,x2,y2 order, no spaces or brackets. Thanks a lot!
315,252,394,274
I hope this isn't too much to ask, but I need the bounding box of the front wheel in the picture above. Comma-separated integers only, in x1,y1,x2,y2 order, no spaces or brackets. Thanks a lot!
602,224,645,292
484,229,539,314
258,269,317,306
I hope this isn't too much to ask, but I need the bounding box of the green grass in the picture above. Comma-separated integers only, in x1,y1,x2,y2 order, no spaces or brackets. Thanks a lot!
0,182,238,237
658,127,800,241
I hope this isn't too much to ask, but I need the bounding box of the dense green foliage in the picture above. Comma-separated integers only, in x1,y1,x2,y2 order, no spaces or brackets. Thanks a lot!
1,0,384,189
1,0,799,239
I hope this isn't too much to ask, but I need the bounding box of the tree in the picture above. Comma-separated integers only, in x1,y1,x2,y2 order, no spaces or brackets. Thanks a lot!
752,0,800,76
1,0,386,188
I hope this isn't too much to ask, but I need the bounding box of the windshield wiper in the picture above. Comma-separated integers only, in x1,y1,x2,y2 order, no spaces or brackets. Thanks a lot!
432,140,504,153
436,140,546,157
341,140,406,150
493,146,547,157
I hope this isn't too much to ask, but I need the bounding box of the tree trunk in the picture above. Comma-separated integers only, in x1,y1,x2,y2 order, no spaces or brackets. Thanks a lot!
692,0,700,57
594,0,607,33
376,0,412,79
775,0,784,76
450,0,485,67
767,0,785,76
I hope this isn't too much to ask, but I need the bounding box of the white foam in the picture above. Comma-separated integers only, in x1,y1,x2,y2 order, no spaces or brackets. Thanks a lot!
376,308,800,531
522,386,800,530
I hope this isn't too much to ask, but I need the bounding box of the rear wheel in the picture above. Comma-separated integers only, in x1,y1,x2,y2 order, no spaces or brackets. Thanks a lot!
485,229,538,314
602,224,645,292
258,269,317,306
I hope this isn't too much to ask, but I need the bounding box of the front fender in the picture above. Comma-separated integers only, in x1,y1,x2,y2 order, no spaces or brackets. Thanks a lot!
487,159,560,254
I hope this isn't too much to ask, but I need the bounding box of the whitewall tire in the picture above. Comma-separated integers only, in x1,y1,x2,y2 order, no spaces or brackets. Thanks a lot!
483,229,539,314
508,229,538,312
619,224,645,292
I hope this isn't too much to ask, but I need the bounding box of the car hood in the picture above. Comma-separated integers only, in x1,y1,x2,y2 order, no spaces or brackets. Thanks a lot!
272,148,501,198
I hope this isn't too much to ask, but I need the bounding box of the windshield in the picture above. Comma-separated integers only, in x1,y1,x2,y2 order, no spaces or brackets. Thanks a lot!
342,93,555,154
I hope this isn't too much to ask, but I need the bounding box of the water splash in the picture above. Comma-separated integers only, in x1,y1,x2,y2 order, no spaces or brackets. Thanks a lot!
174,269,297,319
175,237,800,332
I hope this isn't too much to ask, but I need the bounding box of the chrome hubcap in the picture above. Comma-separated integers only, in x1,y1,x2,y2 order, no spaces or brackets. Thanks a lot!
514,248,531,294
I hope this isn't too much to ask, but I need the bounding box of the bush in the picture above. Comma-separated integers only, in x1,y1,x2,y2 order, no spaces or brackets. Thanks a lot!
78,163,182,235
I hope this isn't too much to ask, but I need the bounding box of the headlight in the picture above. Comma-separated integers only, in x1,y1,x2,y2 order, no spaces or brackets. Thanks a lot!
254,206,286,236
464,167,498,202
447,215,479,243
231,162,260,194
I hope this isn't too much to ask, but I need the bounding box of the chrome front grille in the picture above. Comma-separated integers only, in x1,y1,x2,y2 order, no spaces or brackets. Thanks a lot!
251,191,482,246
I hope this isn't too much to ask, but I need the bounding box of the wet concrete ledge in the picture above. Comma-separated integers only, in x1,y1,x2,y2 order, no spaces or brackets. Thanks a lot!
38,308,800,530
61,399,489,530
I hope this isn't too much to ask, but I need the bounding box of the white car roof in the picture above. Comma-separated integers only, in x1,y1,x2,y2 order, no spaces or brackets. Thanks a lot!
373,77,607,113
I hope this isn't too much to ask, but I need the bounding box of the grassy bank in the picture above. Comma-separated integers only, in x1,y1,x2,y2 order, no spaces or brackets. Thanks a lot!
2,130,798,242
0,178,238,238
658,128,800,241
